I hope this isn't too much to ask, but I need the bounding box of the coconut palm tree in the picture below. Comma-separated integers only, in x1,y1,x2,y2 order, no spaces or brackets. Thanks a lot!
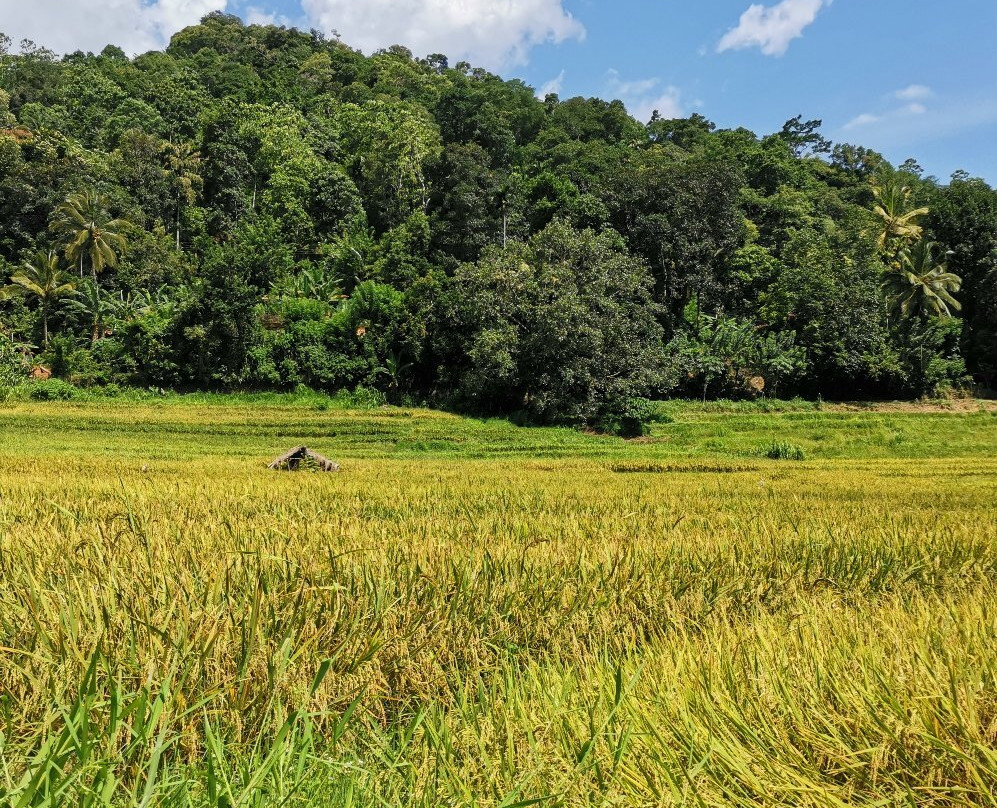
49,191,129,282
872,180,930,255
163,140,202,250
2,251,76,346
882,240,962,320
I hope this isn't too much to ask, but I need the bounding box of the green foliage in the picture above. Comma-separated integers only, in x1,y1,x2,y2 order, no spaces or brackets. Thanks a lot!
337,98,442,230
928,175,997,381
443,221,669,425
882,240,962,320
768,229,900,395
3,249,76,346
49,191,130,282
27,377,78,399
170,241,261,388
669,304,807,400
763,440,807,460
250,279,412,394
339,384,387,408
894,316,969,397
872,178,930,257
595,395,657,437
0,333,27,394
0,15,991,410
113,308,180,386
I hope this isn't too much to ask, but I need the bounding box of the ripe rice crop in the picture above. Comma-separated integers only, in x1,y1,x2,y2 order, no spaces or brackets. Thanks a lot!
0,397,995,806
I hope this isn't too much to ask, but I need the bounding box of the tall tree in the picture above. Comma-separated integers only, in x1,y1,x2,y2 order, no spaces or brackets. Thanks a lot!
2,250,76,346
163,140,203,250
49,192,129,282
442,221,670,425
928,175,997,379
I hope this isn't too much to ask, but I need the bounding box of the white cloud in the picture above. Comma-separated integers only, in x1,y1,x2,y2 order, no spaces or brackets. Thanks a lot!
607,70,684,123
844,86,935,131
843,112,881,130
718,0,830,57
300,0,584,69
837,92,997,163
640,89,684,122
536,70,565,99
244,6,283,26
0,0,584,68
0,0,227,55
607,72,660,99
896,84,933,102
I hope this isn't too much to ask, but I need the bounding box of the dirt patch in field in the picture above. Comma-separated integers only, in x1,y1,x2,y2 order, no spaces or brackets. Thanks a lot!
829,399,997,414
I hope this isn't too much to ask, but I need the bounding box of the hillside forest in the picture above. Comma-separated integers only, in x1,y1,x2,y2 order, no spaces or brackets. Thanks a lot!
1,13,996,430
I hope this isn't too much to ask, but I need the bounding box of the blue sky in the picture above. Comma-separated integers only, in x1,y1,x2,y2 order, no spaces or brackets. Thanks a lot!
4,0,996,182
514,0,997,183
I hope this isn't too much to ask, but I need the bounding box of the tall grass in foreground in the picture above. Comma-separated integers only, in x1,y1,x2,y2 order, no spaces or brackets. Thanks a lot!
0,405,995,805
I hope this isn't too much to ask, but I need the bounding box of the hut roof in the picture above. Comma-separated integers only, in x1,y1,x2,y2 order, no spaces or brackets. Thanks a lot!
268,446,340,472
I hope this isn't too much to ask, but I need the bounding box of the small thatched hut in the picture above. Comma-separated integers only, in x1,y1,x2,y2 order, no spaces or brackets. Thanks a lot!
268,446,340,472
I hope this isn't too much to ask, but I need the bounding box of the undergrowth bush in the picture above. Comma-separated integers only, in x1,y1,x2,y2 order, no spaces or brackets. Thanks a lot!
764,440,807,460
28,378,79,401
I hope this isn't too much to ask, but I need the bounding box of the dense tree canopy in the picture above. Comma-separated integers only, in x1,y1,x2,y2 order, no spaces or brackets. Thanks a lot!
1,14,993,427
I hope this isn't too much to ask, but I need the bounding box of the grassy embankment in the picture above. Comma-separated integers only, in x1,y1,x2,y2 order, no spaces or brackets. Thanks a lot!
0,396,995,806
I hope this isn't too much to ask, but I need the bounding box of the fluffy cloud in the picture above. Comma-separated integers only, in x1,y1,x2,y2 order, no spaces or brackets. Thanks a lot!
718,0,830,57
843,104,927,132
300,0,584,68
837,90,997,166
243,6,284,26
536,70,566,99
1,0,583,69
843,86,933,132
844,112,881,130
896,84,933,102
607,70,684,123
0,0,227,55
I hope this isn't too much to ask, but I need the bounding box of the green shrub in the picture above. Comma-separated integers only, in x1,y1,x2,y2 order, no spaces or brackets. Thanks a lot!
28,379,79,401
764,441,807,461
596,397,659,438
338,386,386,409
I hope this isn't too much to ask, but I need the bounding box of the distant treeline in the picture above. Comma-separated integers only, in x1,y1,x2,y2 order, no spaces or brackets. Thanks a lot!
1,13,995,429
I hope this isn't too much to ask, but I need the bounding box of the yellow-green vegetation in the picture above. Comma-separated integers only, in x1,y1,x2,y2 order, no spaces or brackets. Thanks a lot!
0,397,995,806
